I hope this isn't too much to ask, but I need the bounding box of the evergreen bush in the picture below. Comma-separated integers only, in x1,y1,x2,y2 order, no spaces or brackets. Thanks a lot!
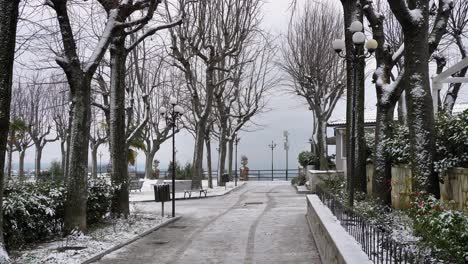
2,178,112,249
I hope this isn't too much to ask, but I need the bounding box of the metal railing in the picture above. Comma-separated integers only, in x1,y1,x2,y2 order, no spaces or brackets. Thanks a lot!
156,169,300,181
315,185,438,264
243,169,299,181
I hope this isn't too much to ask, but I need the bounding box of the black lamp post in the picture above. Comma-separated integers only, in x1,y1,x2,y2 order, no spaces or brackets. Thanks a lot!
268,141,277,181
234,135,240,186
332,21,377,207
159,96,184,217
283,131,290,180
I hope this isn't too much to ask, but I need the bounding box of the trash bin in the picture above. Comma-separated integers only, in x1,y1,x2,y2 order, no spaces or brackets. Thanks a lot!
222,173,230,183
154,184,170,202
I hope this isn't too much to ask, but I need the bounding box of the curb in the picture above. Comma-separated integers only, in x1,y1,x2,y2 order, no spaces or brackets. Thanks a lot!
294,184,311,194
82,216,182,264
131,182,247,203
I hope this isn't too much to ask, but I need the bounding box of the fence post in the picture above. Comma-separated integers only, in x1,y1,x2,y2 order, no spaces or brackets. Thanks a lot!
258,170,260,181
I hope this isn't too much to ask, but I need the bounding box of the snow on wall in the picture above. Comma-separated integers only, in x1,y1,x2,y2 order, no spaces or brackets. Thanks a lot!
306,195,372,264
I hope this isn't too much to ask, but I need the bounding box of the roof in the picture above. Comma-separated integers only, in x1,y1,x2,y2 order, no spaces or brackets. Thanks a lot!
452,101,468,114
327,102,468,128
327,108,397,127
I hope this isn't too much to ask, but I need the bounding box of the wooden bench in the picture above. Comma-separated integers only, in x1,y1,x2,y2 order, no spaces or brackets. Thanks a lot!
165,180,207,198
129,180,144,192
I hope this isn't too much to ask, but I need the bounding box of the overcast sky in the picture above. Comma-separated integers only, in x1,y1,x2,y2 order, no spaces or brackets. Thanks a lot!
10,0,468,172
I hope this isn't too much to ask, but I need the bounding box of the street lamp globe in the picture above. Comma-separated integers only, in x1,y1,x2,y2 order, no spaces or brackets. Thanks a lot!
174,105,184,114
169,96,177,105
352,32,366,45
332,39,346,53
365,39,378,53
349,21,363,33
159,106,167,115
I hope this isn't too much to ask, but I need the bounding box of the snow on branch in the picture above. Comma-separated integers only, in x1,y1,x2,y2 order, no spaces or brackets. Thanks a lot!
126,18,183,52
84,9,119,75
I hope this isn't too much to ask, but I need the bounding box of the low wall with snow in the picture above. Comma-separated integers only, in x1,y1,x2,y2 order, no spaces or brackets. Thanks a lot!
306,195,372,264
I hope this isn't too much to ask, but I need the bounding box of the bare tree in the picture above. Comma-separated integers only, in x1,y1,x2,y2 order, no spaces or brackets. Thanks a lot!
281,2,345,170
442,0,468,112
45,0,135,233
9,82,33,182
24,76,58,181
99,0,182,217
167,0,262,189
363,0,452,202
0,0,20,261
126,40,176,180
50,77,70,182
89,106,107,178
218,37,276,180
385,0,452,196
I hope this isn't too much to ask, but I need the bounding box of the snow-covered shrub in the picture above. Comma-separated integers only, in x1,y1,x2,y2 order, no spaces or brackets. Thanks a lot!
383,123,411,165
2,182,65,249
2,178,113,249
87,178,113,224
297,151,319,167
434,110,468,172
409,192,468,263
365,131,375,163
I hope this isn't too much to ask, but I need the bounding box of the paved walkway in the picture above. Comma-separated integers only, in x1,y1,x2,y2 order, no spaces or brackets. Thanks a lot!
98,182,322,264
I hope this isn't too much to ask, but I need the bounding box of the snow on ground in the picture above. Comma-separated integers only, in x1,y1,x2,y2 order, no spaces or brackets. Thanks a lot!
11,205,167,264
130,179,246,202
11,180,245,264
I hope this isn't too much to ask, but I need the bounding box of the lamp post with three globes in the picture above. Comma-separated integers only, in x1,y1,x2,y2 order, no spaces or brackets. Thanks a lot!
332,21,377,207
159,97,185,217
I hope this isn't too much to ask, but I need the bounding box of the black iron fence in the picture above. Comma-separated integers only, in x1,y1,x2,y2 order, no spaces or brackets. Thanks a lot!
242,169,300,181
156,169,300,181
315,185,438,264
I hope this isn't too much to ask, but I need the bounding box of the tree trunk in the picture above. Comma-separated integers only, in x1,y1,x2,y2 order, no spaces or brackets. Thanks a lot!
192,122,205,189
404,26,438,195
19,149,25,182
6,143,12,183
91,144,98,178
109,29,130,217
144,150,156,179
217,136,227,187
372,103,395,204
397,92,407,124
228,139,234,180
64,76,91,234
0,0,18,259
35,144,43,181
316,118,329,170
443,67,467,113
341,0,366,193
192,64,217,190
205,138,213,188
60,139,66,182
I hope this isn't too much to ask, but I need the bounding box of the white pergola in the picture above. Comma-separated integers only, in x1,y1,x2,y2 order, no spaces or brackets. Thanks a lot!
432,57,468,116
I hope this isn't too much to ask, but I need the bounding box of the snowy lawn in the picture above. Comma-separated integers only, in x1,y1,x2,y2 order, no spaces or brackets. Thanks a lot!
129,179,246,202
11,203,169,264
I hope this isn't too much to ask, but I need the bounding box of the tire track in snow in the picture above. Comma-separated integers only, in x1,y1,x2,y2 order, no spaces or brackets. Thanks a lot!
243,185,280,264
169,185,250,263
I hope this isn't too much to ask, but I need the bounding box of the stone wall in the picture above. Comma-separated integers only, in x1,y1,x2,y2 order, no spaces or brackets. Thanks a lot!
367,164,468,210
440,167,468,210
306,195,372,264
390,165,412,209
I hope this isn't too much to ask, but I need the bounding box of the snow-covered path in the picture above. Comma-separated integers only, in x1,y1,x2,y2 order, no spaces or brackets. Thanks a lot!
97,182,322,264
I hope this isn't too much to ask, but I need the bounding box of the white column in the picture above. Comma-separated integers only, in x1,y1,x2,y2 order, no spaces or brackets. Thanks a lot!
432,80,442,118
